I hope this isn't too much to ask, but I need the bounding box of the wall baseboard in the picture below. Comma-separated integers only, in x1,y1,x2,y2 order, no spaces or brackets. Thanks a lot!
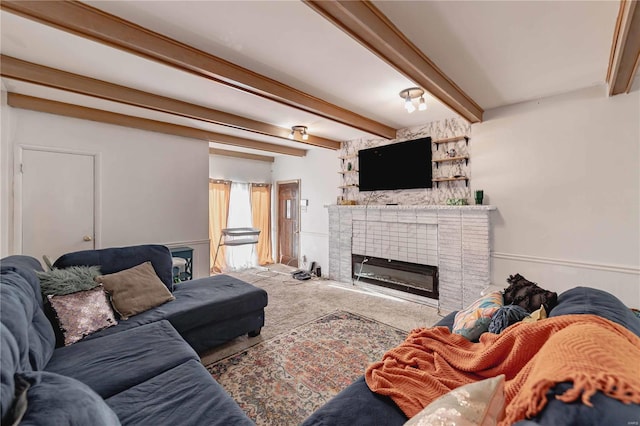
492,252,639,275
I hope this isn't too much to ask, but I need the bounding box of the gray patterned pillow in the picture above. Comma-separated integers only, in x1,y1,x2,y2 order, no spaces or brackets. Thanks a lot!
47,286,117,346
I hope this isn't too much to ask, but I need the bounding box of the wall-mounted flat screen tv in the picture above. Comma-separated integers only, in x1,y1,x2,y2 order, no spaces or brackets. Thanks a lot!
358,137,432,191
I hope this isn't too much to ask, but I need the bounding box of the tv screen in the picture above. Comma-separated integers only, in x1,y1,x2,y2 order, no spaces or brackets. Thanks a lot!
358,137,432,191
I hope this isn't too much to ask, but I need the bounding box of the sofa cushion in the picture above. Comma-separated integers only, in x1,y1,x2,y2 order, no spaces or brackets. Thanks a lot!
45,320,198,399
96,262,175,320
168,274,268,332
47,286,117,346
0,271,55,372
52,244,174,291
17,371,120,426
549,286,640,337
1,325,21,420
106,359,253,426
301,376,407,426
0,256,45,308
517,382,640,426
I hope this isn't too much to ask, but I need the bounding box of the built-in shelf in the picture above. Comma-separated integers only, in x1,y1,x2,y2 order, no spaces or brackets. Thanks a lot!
433,136,469,150
432,176,469,188
338,170,359,174
338,154,358,160
433,155,469,168
339,184,359,189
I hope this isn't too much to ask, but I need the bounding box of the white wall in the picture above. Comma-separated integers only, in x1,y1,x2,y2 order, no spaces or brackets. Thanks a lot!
1,106,211,278
209,154,272,183
0,89,11,257
472,85,640,306
272,148,341,272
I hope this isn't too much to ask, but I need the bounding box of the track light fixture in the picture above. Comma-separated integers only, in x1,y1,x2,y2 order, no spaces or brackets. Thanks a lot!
399,87,427,113
289,125,309,141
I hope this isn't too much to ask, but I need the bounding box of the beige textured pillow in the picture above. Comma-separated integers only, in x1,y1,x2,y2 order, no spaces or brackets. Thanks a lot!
95,261,175,320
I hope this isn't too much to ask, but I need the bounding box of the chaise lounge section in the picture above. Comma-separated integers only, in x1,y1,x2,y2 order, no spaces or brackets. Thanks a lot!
51,244,268,353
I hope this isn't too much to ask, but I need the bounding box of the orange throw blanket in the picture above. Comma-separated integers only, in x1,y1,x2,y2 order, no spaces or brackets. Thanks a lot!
365,314,640,424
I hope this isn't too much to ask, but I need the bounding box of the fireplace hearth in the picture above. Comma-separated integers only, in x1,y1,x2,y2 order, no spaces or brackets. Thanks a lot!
352,254,438,299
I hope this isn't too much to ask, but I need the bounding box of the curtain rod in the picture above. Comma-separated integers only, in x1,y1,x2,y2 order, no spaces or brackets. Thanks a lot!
209,179,270,187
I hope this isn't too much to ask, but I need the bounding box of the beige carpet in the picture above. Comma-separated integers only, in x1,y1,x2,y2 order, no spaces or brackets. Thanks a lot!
200,264,444,365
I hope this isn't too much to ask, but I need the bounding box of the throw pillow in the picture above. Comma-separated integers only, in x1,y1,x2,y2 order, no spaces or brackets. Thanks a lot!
521,305,547,323
95,261,175,320
503,274,558,313
488,304,530,334
47,286,117,346
453,292,503,342
16,371,120,425
404,375,506,426
36,265,101,297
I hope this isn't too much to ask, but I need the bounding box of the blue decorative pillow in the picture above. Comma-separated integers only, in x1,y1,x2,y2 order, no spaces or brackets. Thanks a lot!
16,371,120,425
453,291,504,341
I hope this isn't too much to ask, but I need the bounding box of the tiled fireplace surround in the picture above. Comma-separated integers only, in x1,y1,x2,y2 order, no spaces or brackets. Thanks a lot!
327,205,496,313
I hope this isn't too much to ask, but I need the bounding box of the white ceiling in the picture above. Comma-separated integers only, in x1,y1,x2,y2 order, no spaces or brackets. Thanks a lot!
0,1,625,157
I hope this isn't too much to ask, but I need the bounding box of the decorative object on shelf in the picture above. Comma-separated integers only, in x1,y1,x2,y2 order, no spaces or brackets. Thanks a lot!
398,87,427,113
288,125,309,140
447,148,456,158
347,162,352,171
446,198,468,205
475,190,484,205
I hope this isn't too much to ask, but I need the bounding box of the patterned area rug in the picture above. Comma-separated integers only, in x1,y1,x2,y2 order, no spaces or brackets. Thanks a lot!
206,311,408,425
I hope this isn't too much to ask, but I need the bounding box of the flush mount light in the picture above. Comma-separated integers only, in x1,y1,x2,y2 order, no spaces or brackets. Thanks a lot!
289,125,309,140
399,87,427,113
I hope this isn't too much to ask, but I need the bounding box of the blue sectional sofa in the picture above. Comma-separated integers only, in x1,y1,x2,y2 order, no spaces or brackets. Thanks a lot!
1,245,268,425
302,286,640,426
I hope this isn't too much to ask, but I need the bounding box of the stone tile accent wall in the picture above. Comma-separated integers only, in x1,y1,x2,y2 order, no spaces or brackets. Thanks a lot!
327,205,495,312
339,117,472,205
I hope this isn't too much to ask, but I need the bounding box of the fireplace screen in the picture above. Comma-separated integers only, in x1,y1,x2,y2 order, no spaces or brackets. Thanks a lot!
352,254,438,299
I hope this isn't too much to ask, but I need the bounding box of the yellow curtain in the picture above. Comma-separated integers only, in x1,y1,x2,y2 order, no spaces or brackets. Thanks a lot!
251,184,273,265
209,180,231,273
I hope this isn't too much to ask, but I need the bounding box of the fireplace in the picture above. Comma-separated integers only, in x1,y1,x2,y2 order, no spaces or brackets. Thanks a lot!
352,254,438,300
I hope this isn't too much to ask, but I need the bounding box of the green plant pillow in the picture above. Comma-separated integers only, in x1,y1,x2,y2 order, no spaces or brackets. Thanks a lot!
36,265,102,297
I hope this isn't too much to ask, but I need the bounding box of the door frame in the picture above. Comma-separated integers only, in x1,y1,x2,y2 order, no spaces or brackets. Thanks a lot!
275,179,300,265
13,145,102,255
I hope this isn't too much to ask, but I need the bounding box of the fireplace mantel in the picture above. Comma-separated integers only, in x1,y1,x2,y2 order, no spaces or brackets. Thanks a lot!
326,204,496,313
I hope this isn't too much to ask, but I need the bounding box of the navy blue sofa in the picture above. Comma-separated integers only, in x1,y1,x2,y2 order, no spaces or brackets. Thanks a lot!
302,287,640,426
1,245,268,425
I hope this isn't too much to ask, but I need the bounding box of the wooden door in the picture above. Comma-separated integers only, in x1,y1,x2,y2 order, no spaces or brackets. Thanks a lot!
19,148,96,262
277,181,299,267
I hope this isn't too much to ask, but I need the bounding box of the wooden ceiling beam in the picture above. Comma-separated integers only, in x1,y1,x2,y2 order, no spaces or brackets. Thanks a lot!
7,93,307,157
607,0,640,95
1,0,396,139
209,148,274,163
0,55,339,150
304,0,483,123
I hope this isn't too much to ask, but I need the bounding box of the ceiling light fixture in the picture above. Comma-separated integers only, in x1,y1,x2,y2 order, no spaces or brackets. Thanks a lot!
399,87,426,113
290,125,309,141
